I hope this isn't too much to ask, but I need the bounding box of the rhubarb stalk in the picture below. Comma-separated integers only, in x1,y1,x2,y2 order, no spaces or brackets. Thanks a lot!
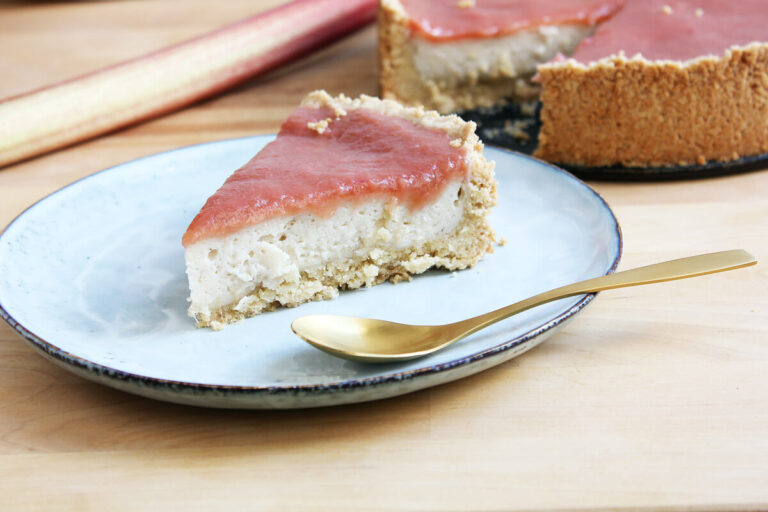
0,0,378,168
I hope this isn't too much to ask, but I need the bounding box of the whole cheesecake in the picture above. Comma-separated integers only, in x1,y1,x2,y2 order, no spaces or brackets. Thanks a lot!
183,90,497,329
379,0,768,168
536,0,768,167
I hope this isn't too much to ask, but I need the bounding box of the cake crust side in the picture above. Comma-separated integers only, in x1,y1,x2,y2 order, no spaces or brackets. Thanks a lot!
378,0,419,105
535,42,768,167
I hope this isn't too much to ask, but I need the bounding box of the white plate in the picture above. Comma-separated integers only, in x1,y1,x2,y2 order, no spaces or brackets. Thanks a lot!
0,137,621,409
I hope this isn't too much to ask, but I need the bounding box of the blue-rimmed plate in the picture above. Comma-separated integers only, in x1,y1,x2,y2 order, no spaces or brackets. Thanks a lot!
0,137,621,408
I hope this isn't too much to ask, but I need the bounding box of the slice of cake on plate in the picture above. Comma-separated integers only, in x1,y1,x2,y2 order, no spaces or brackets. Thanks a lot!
182,90,497,329
379,0,624,113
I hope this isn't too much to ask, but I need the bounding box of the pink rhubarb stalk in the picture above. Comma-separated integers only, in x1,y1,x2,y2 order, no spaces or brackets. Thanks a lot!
0,0,378,167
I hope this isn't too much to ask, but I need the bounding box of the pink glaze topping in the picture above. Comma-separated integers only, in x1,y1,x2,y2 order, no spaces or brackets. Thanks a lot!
573,0,768,63
399,0,624,41
182,106,469,246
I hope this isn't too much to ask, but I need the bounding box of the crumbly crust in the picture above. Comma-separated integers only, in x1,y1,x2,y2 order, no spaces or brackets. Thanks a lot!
378,0,539,113
535,43,768,167
192,91,497,329
301,89,480,146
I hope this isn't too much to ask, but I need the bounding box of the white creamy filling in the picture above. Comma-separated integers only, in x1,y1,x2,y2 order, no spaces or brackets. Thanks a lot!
185,179,466,314
411,24,594,84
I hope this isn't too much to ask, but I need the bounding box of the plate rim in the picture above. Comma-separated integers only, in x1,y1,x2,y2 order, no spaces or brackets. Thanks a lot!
0,138,623,397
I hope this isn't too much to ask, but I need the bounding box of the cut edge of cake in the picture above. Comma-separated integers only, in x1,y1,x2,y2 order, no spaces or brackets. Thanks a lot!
184,90,497,329
535,42,768,167
378,0,596,114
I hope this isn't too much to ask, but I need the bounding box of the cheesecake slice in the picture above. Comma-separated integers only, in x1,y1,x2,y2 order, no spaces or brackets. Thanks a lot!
379,0,624,113
182,91,497,329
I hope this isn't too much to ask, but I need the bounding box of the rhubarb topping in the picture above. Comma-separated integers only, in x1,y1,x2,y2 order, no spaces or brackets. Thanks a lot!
399,0,624,41
182,106,469,246
572,0,768,62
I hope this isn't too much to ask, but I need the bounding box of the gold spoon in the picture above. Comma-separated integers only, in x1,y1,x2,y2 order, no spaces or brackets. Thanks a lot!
291,250,757,363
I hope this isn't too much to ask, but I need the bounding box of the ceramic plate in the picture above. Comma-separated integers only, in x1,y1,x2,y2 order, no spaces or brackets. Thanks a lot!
0,137,621,409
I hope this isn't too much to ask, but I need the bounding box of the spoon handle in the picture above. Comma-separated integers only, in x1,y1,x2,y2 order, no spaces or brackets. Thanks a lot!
455,249,757,338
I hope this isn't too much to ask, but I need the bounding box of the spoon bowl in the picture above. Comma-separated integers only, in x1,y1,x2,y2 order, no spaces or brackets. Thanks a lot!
292,315,462,362
292,250,757,363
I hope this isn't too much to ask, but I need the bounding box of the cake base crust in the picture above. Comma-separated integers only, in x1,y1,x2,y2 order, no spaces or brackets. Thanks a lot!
535,43,768,168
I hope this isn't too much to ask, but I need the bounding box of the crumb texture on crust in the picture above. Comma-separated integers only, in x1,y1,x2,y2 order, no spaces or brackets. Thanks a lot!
300,89,479,144
536,43,768,167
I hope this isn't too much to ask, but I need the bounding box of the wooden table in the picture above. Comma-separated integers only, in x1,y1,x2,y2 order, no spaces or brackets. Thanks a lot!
1,2,766,510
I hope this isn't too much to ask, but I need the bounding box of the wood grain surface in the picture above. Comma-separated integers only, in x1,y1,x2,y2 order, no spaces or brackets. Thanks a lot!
1,2,767,510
